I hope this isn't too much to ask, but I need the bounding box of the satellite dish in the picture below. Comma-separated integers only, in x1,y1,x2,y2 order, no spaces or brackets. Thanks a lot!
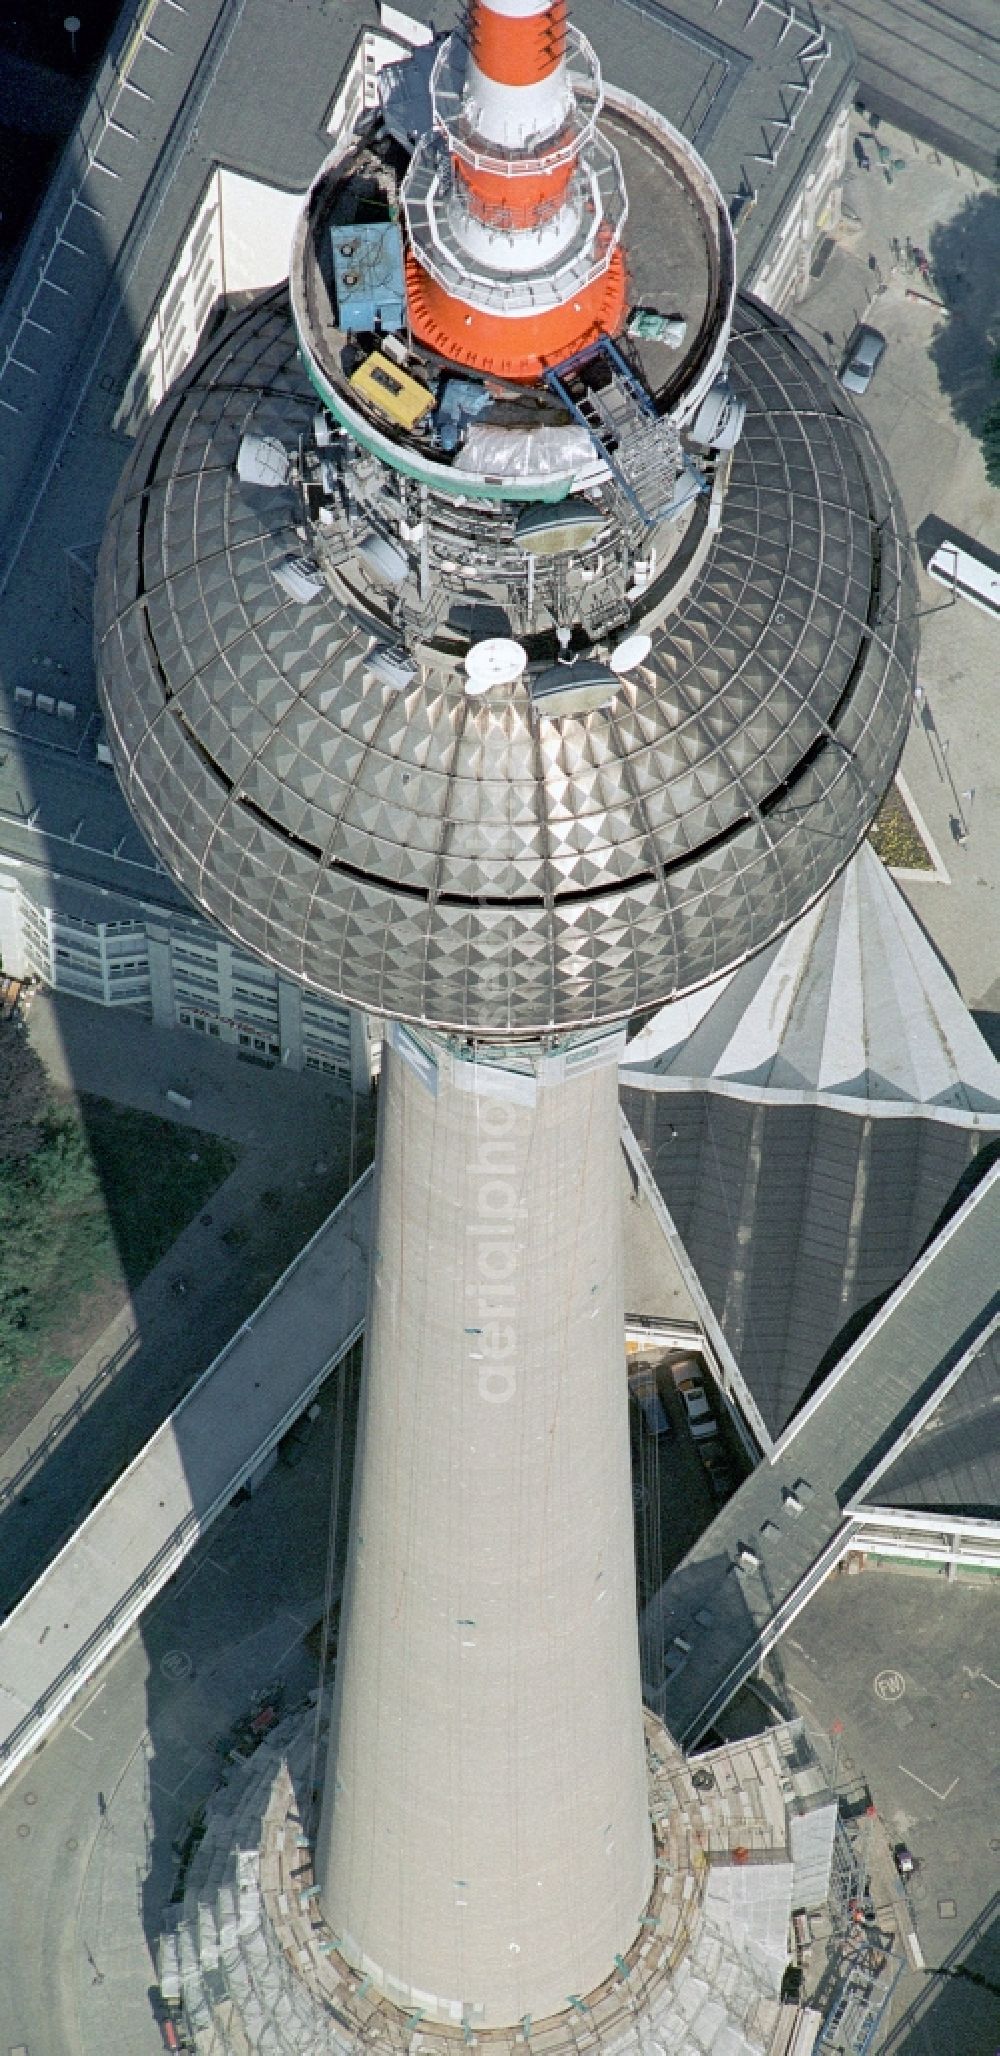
610,631,652,674
515,497,605,557
358,534,409,585
236,433,290,488
530,659,618,717
464,639,528,695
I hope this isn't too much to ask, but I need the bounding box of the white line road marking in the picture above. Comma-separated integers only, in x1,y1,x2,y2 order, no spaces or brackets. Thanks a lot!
71,1683,106,1740
898,1764,959,1803
906,1929,924,1969
962,1664,1000,1692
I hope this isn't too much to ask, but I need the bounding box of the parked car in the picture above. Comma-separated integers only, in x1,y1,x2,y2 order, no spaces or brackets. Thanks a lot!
893,1844,917,1880
700,1444,736,1500
675,1374,719,1442
670,1355,702,1388
630,1364,672,1437
838,324,886,396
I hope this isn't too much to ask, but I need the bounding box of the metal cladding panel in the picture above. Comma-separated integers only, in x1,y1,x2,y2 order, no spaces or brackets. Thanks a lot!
620,1087,988,1438
317,1044,652,2025
95,289,916,1034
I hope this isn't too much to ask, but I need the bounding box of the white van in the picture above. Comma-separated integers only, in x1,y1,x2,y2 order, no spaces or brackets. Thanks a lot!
927,541,1000,619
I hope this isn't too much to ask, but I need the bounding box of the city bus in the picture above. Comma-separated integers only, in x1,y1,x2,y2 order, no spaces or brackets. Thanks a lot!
927,541,1000,619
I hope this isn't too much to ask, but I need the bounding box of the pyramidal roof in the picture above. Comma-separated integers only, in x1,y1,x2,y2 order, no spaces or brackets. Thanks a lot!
624,842,1000,1125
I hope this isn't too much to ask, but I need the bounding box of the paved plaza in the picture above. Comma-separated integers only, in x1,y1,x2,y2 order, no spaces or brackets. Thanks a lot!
795,112,1000,1031
766,1572,1000,2056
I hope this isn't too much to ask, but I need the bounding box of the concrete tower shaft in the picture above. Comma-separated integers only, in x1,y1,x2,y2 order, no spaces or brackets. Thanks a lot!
317,1034,653,2027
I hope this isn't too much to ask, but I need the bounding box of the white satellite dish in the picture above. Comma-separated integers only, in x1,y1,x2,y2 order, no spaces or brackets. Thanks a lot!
464,638,528,696
359,534,409,585
610,631,652,674
236,433,290,488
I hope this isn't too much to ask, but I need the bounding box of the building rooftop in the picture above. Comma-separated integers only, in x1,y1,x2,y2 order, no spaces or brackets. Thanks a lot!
639,1156,1000,1744
622,1085,992,1440
624,840,1000,1123
858,1320,1000,1523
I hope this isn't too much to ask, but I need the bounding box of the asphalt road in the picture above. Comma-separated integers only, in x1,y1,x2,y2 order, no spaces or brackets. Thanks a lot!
794,112,1000,1024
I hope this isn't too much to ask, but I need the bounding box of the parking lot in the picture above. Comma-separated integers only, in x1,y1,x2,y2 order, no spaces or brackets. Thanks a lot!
794,113,1000,1027
629,1347,748,1602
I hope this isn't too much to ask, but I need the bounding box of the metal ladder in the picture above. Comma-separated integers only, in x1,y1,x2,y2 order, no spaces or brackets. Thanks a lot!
544,339,683,525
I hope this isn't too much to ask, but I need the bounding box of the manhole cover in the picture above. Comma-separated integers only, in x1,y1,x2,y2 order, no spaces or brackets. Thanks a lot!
22,1791,37,1806
874,1669,906,1702
66,1836,79,1851
938,1898,957,1920
16,1822,30,1839
160,1648,193,1682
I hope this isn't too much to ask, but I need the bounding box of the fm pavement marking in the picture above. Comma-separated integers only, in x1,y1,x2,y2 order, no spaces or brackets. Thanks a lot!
898,1764,960,1803
71,1683,107,1741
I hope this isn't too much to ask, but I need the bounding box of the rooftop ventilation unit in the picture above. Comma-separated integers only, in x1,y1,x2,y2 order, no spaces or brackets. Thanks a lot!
273,556,324,603
237,433,291,488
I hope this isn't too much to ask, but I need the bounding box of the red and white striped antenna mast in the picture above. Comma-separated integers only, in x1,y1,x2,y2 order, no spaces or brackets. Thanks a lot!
402,0,629,378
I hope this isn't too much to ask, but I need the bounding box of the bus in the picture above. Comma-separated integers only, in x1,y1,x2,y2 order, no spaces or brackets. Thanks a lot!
927,541,1000,619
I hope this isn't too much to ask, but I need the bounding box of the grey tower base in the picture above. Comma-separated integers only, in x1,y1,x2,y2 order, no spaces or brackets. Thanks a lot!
159,1701,825,2055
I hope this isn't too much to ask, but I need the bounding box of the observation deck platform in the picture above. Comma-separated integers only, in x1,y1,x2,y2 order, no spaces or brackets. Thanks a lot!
290,89,728,496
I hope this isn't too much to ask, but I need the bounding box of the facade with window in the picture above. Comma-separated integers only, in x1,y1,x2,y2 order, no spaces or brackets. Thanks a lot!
0,870,370,1088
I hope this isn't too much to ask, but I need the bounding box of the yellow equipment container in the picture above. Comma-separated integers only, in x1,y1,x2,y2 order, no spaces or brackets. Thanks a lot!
348,351,433,428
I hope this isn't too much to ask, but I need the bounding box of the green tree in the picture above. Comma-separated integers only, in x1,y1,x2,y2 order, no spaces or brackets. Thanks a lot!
0,1015,49,1163
984,399,1000,488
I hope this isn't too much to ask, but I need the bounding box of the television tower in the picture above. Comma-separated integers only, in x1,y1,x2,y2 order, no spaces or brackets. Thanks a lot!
96,0,914,2046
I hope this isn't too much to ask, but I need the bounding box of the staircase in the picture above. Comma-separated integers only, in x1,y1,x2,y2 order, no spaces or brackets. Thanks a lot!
545,339,683,525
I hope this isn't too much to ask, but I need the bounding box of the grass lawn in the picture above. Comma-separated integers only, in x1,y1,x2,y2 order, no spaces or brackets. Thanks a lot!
0,1097,239,1398
868,783,935,871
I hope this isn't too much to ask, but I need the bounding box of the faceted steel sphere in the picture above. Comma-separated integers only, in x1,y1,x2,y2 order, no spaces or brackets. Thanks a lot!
96,290,916,1038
